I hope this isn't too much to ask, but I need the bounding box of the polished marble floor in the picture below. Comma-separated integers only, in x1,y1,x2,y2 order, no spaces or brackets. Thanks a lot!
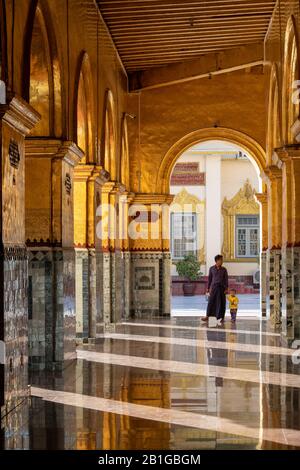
172,294,260,317
3,315,300,450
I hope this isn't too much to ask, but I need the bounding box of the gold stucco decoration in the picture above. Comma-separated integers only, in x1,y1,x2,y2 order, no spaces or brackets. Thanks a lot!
222,180,259,261
171,188,205,264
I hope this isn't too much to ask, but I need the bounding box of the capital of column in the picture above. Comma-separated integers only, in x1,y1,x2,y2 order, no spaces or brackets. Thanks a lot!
56,141,84,167
263,164,282,182
127,192,135,205
255,191,268,206
74,164,96,182
100,181,116,195
1,93,40,135
25,138,84,167
110,182,126,196
274,145,300,162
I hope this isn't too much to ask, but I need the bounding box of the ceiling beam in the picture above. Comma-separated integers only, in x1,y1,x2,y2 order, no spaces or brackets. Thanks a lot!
129,42,264,91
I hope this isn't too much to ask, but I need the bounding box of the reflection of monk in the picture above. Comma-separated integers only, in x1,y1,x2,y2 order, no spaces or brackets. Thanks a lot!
202,254,228,326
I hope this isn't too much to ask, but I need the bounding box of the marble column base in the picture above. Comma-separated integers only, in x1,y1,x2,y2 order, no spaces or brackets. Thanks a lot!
291,247,300,340
75,248,98,340
88,249,97,338
97,252,111,334
273,249,282,327
260,251,267,317
1,246,29,419
123,252,131,320
75,249,89,339
281,246,294,338
266,249,282,326
99,251,124,331
28,248,76,370
130,252,171,318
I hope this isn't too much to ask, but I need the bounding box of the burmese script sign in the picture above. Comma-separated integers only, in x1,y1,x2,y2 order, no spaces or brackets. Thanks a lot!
171,163,205,186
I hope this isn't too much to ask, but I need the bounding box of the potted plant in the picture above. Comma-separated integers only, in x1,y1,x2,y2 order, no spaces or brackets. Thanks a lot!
176,254,203,296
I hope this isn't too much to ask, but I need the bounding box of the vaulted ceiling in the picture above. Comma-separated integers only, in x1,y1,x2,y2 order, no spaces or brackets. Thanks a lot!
96,0,277,72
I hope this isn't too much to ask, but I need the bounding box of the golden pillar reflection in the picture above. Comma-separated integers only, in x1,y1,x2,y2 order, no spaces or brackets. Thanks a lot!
119,375,171,450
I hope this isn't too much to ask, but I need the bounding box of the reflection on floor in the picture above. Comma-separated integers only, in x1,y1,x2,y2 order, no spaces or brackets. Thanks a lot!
3,317,300,450
172,294,261,317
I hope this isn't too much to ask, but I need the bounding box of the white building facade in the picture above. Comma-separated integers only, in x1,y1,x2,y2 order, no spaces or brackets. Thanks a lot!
170,141,261,295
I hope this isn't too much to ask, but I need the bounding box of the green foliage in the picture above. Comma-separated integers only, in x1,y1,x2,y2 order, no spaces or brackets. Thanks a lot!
176,254,203,281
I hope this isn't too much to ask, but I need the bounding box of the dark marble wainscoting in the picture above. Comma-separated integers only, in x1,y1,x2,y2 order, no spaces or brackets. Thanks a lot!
1,246,29,420
292,247,300,340
75,249,89,339
75,248,99,340
130,252,171,319
95,251,104,336
28,248,76,371
113,251,126,323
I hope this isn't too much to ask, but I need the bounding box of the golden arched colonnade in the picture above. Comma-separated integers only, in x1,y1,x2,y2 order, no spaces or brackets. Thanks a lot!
1,0,300,423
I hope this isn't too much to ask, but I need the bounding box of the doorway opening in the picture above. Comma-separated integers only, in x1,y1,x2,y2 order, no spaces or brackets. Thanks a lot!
169,140,262,318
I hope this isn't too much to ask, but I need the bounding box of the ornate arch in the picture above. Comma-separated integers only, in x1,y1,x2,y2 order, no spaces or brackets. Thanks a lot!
75,51,95,164
103,89,117,181
25,1,63,137
282,15,300,144
156,127,266,194
120,114,130,189
267,63,281,165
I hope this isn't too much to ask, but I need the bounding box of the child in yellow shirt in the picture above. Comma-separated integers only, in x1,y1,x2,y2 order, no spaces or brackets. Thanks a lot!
227,288,239,322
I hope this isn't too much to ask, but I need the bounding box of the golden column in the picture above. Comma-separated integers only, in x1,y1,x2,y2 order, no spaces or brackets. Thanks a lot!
274,147,300,337
262,165,283,326
25,138,83,366
74,164,109,338
119,191,135,319
255,190,268,317
109,183,126,323
0,94,40,417
129,193,174,318
97,181,115,329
